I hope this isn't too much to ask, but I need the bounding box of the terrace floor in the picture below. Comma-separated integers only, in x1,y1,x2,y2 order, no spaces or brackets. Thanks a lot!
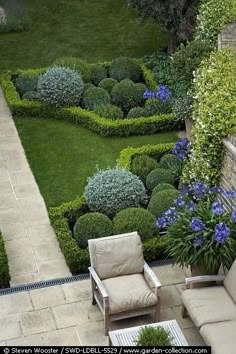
0,264,205,346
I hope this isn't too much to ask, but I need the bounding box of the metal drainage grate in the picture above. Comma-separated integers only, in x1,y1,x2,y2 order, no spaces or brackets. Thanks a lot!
0,258,173,296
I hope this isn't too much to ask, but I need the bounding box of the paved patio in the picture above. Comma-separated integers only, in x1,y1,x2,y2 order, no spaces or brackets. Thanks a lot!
0,265,205,346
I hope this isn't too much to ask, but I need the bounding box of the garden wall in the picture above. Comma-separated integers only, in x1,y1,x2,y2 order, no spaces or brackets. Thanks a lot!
218,22,236,48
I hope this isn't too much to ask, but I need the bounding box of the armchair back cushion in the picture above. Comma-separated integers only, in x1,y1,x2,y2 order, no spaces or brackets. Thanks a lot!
88,232,144,280
224,259,236,303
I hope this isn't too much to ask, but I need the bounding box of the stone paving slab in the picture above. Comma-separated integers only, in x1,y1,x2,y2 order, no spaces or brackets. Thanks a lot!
0,87,71,285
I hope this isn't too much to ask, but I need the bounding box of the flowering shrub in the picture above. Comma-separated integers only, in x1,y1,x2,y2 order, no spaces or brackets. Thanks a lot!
159,182,236,273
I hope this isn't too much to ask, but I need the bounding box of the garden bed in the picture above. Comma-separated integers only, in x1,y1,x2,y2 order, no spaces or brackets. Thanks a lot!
0,231,10,288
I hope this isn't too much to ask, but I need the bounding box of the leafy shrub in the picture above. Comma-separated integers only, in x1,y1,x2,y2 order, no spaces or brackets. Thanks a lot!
0,0,30,33
143,53,173,89
90,64,107,85
143,236,169,261
159,154,183,180
22,91,39,101
113,208,157,241
148,189,179,217
98,78,118,93
15,74,38,96
136,326,172,346
109,57,142,82
152,183,176,197
131,154,158,182
84,83,95,92
173,92,193,122
53,57,91,82
73,212,113,249
145,98,173,116
146,168,175,191
84,168,146,216
82,87,110,110
111,79,145,113
38,66,84,108
0,231,10,288
127,107,146,118
94,104,123,120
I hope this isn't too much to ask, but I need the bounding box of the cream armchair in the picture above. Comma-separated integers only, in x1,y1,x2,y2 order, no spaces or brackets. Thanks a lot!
88,232,161,335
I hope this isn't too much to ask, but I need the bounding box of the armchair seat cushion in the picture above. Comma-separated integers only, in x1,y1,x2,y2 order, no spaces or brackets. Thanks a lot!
102,273,158,315
200,321,236,354
182,286,236,327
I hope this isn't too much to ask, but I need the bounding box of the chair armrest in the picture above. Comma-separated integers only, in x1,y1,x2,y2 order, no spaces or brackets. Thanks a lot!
144,262,161,294
89,267,109,298
185,275,225,289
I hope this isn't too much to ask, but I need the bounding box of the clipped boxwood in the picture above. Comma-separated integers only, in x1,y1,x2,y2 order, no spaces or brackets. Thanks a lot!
127,107,146,118
143,236,169,262
152,183,176,197
109,57,142,82
131,154,158,182
74,212,113,249
148,189,179,218
146,168,175,191
15,73,38,96
113,208,157,241
90,64,107,85
98,78,118,93
159,154,183,179
82,87,110,110
94,104,124,120
0,232,10,288
22,91,39,101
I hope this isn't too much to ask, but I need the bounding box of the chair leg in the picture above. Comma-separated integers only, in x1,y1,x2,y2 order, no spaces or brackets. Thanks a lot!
90,277,96,305
181,303,188,318
155,301,161,322
104,298,110,336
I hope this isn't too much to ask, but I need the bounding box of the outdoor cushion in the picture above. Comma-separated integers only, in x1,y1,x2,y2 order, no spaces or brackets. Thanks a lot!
200,321,236,354
182,286,236,327
224,259,236,303
102,273,157,314
88,232,144,280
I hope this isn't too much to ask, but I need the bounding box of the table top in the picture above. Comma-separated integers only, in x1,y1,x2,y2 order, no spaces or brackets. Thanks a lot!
109,320,189,346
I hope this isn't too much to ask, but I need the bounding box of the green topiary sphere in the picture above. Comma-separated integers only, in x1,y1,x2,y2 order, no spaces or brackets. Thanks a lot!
131,154,158,182
94,104,124,120
98,78,118,93
90,64,107,85
159,154,183,180
22,91,39,101
84,83,96,92
146,168,175,191
148,189,179,218
38,66,84,107
152,183,176,197
15,74,38,96
53,57,91,82
82,87,110,110
73,212,113,249
113,208,157,241
127,107,147,118
109,57,142,82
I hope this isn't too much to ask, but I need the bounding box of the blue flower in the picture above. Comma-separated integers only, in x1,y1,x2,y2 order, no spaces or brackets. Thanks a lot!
175,196,185,207
223,190,236,198
156,216,167,229
179,184,190,195
190,218,205,232
186,201,196,212
172,138,190,161
156,207,179,229
193,236,205,247
211,201,224,216
156,84,172,102
231,211,236,223
209,186,222,194
214,222,230,244
192,182,208,199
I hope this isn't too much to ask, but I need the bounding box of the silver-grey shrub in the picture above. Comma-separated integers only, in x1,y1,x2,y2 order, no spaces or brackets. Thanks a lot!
84,168,147,215
37,66,84,107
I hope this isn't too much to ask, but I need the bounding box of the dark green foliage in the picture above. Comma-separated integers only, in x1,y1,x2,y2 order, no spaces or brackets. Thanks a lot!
22,91,39,101
146,168,175,191
84,83,96,92
94,104,124,120
74,212,113,249
113,208,157,241
143,236,169,261
82,87,110,110
111,79,145,114
53,57,91,82
90,64,107,85
0,0,30,33
0,232,10,288
143,53,173,89
15,74,38,96
98,78,118,93
136,82,146,106
145,98,173,116
131,154,158,182
159,154,183,180
109,57,142,82
173,93,193,122
136,326,172,346
152,183,176,197
148,189,179,217
127,107,146,118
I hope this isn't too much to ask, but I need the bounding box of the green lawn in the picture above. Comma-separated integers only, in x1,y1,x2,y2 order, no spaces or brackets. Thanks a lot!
15,117,177,207
0,0,167,72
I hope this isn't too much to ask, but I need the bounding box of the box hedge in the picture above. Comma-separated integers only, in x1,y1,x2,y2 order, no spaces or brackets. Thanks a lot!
0,232,10,288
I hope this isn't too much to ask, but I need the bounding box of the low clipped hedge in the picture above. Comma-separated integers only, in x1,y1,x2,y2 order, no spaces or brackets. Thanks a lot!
0,232,10,288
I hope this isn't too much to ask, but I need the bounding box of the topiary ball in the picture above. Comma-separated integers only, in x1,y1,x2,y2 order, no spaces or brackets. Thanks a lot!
73,212,113,249
83,83,96,92
148,189,179,218
90,64,107,85
131,154,158,182
152,183,176,197
159,154,183,179
111,79,144,114
98,78,118,93
94,104,124,120
53,57,91,82
84,168,147,216
113,208,157,241
127,107,147,118
22,91,39,101
109,57,142,82
146,168,175,191
136,83,146,106
38,66,84,107
82,87,111,110
15,74,38,96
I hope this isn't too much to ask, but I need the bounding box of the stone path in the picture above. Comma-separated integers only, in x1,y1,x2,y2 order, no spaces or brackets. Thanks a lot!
0,87,71,286
0,265,205,346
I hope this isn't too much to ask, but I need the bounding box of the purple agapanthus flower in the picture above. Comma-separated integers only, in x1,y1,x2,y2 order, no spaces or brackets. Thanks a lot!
186,201,196,212
209,186,222,194
192,182,208,199
190,218,205,232
179,184,189,195
175,196,185,207
231,211,236,223
211,201,224,216
223,190,236,198
214,222,230,244
155,84,172,102
193,236,205,247
156,207,179,229
172,138,190,161
156,216,167,229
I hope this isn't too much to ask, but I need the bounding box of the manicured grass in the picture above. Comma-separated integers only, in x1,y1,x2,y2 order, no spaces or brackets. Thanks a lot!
15,117,177,207
0,0,167,72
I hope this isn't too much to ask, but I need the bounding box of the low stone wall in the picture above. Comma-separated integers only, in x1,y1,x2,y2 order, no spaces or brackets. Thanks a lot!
218,22,236,49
